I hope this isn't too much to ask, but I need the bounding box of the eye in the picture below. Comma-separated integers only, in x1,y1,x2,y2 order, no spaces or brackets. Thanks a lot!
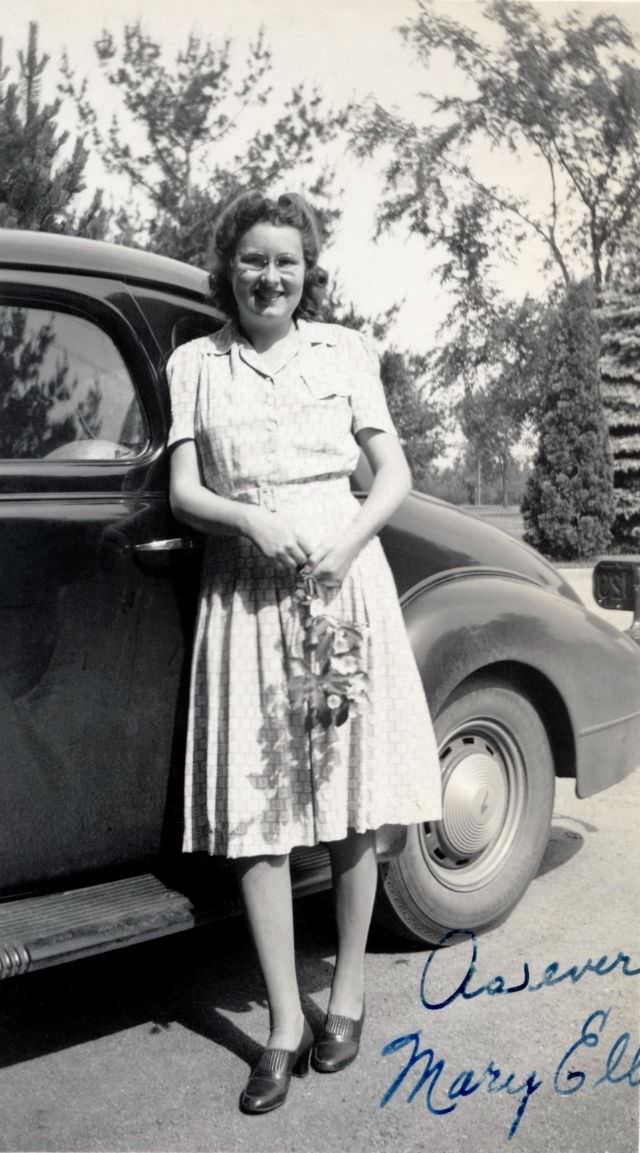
237,252,267,270
277,255,301,268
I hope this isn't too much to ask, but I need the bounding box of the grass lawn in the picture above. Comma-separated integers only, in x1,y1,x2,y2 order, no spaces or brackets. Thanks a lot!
459,503,526,542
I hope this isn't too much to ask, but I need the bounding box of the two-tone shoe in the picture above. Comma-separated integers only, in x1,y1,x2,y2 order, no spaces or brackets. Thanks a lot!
239,1019,314,1114
311,1005,365,1073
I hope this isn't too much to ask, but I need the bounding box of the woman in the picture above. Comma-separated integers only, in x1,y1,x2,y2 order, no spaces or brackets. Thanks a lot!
167,190,442,1114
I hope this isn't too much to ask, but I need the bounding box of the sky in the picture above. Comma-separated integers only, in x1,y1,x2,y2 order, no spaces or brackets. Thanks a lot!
2,0,640,354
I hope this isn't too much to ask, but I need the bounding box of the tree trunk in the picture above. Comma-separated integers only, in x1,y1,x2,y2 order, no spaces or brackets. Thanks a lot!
475,457,482,506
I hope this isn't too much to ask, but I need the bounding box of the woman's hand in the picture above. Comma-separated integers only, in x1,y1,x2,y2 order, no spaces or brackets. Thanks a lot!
303,531,361,588
244,506,313,570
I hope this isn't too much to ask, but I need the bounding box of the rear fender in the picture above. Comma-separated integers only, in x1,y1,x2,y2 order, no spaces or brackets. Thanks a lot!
401,568,640,798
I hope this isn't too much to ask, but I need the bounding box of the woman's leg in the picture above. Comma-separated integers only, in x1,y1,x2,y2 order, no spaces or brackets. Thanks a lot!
326,829,377,1019
235,853,305,1050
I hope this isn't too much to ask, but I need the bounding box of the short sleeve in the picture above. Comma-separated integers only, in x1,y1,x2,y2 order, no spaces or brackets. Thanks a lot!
166,343,199,449
347,331,398,438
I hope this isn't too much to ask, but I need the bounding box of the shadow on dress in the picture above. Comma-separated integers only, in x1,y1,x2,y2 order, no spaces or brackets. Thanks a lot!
204,568,346,851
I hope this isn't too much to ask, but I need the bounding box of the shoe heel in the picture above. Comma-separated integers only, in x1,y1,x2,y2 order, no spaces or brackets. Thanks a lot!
293,1045,311,1078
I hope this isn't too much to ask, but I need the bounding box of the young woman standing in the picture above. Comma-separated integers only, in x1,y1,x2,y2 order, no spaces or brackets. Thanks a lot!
167,190,441,1114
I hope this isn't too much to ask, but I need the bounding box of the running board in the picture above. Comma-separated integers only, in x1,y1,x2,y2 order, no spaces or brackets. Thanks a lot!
0,848,333,980
0,873,221,979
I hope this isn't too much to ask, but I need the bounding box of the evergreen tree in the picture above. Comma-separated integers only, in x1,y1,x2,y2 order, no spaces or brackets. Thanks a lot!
522,281,615,559
598,222,640,544
0,306,80,457
62,23,349,262
0,24,108,235
57,20,445,485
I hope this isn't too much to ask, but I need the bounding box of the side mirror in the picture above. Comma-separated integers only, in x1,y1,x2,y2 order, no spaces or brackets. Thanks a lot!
593,557,640,643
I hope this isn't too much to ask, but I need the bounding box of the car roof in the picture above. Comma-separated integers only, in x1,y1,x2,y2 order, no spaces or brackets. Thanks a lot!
0,229,211,299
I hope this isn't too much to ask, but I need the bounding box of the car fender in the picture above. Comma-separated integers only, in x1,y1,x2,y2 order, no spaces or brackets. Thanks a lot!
401,567,640,798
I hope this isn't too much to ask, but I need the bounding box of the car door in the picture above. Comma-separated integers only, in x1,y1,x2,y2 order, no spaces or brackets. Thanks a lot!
0,273,200,894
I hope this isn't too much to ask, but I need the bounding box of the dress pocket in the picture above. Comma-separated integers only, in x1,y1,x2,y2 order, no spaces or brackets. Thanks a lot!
300,371,351,403
293,373,353,452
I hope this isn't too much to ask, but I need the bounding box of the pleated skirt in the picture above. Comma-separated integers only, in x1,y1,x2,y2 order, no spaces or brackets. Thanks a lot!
182,479,442,857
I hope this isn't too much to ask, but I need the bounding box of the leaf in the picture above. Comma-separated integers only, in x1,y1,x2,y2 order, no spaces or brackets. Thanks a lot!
311,616,330,638
317,705,332,729
340,622,364,640
316,633,334,670
335,700,350,726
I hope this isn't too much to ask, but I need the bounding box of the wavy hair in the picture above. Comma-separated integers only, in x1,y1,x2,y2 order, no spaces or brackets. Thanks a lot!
208,190,328,320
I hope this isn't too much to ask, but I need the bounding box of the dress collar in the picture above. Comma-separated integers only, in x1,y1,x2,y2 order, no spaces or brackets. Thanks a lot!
203,317,338,356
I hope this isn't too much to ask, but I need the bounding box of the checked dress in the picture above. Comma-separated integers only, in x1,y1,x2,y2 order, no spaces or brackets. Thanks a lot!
167,318,442,858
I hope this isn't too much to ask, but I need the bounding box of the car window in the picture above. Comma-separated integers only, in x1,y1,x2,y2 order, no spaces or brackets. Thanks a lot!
171,313,222,352
0,305,148,461
130,288,224,362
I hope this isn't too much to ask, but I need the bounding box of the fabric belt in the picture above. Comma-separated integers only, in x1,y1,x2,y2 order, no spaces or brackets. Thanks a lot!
233,476,352,512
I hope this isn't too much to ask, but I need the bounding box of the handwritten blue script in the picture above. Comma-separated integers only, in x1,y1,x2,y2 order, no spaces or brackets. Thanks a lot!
555,1008,640,1094
379,932,640,1139
381,1010,639,1140
420,929,640,1011
380,1030,541,1139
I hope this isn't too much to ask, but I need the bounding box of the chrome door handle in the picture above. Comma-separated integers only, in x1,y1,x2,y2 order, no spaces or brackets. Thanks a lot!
134,538,196,553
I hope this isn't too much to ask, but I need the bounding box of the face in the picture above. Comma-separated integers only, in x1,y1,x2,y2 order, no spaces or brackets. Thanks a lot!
230,223,306,332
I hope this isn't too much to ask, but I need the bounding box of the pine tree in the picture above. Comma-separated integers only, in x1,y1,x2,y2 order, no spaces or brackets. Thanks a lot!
597,225,640,544
522,281,615,559
0,23,108,235
0,306,78,457
61,23,349,262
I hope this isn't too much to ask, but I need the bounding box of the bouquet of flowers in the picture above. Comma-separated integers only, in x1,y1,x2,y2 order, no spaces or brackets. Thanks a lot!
288,573,369,731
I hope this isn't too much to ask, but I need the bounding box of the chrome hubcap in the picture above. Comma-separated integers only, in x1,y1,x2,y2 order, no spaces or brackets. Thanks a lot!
420,718,526,891
439,745,507,856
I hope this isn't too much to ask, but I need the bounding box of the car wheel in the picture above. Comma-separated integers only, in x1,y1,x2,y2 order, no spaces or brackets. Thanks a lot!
375,675,555,944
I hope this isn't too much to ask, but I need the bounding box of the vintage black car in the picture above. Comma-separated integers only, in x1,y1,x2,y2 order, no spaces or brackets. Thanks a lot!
1,229,639,980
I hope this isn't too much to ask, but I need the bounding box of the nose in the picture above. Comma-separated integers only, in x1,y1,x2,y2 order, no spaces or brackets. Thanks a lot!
260,260,280,285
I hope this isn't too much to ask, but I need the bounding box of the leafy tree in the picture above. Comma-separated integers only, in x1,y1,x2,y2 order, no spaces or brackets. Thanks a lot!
458,387,518,507
323,284,445,487
597,217,640,543
0,24,108,235
432,287,550,503
354,0,640,293
322,280,400,344
61,23,351,263
428,448,531,506
522,280,614,559
378,347,445,488
353,0,640,512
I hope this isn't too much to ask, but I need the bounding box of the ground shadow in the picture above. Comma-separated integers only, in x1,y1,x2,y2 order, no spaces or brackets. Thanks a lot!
0,892,337,1074
535,820,585,879
0,817,593,1070
367,816,588,954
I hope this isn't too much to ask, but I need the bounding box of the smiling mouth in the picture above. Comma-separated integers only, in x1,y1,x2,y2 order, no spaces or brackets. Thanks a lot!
254,290,284,305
